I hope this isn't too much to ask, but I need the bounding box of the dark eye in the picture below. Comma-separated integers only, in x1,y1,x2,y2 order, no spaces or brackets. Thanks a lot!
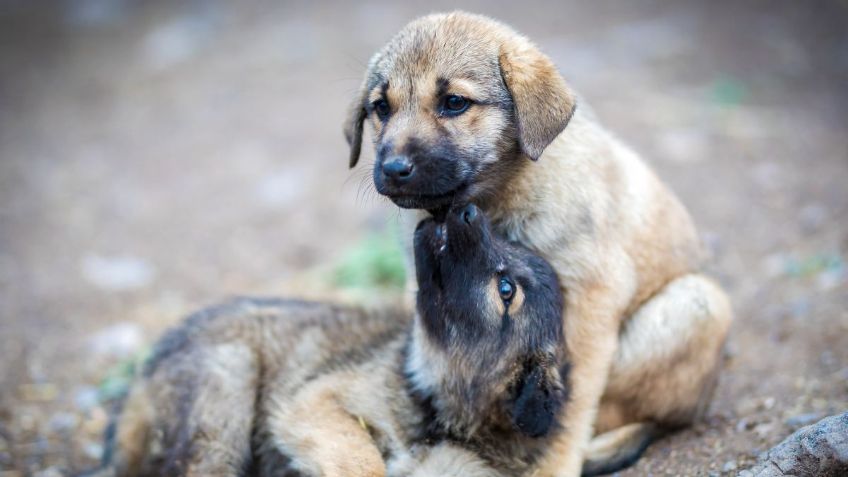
443,95,470,115
373,99,390,119
498,277,515,302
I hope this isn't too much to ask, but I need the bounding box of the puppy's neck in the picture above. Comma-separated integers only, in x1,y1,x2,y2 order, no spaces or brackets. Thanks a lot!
481,108,611,246
402,317,498,439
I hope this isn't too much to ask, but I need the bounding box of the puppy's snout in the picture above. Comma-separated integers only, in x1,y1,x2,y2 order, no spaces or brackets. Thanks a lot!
381,156,415,184
459,204,479,225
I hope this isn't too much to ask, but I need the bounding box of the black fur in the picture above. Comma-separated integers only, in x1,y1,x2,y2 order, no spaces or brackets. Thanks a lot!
414,204,563,352
509,359,566,438
373,136,473,210
411,203,568,443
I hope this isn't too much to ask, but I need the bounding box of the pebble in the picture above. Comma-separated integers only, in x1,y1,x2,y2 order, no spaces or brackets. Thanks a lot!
736,417,753,432
784,412,823,428
83,441,104,460
89,322,143,358
48,412,79,433
763,397,776,410
723,459,738,472
74,385,100,412
81,253,156,291
33,467,63,477
753,422,776,439
736,397,759,415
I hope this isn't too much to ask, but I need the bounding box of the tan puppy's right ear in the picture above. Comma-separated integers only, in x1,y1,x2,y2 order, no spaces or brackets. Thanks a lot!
343,84,367,169
499,38,576,160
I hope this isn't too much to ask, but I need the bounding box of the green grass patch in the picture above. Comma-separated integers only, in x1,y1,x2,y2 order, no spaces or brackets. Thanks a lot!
97,347,151,403
332,224,406,290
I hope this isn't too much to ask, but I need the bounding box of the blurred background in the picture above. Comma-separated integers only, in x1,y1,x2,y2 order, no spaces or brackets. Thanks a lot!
1,0,846,475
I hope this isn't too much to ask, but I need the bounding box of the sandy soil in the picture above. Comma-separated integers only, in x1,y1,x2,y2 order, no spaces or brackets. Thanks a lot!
1,1,846,476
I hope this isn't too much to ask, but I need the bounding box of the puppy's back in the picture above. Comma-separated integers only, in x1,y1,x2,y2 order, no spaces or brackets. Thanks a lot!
98,297,409,477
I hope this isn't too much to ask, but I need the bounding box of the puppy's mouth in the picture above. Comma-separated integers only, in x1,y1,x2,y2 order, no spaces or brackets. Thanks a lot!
415,203,487,260
385,184,466,210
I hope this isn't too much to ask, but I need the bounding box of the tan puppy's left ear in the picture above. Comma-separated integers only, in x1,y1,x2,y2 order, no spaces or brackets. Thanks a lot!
343,85,367,168
499,39,576,160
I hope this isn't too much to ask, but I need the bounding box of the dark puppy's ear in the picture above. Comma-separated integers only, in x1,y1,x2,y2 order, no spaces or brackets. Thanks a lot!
509,358,567,438
343,82,367,169
499,38,576,160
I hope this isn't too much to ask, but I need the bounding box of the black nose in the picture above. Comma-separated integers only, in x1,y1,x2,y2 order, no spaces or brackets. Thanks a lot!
459,203,479,225
381,156,415,183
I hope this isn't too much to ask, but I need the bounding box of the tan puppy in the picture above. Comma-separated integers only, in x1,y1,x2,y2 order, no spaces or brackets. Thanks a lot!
344,12,732,476
89,204,570,477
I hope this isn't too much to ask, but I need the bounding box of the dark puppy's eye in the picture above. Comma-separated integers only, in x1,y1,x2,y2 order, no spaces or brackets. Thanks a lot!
373,99,390,119
442,95,470,116
499,277,515,302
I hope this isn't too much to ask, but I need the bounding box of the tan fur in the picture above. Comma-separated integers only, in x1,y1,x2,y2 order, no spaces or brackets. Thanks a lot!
346,11,733,476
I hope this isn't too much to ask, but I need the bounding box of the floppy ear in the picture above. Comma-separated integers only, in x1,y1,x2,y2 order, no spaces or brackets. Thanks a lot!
509,358,567,438
499,39,576,160
343,86,367,169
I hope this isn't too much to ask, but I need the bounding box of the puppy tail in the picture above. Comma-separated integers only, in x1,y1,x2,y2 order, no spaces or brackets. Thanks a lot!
581,422,663,476
77,383,154,477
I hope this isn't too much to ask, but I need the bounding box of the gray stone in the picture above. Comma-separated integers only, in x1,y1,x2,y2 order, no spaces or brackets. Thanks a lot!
740,411,848,476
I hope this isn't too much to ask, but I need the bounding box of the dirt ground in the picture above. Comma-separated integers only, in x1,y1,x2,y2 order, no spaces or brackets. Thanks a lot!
1,1,846,476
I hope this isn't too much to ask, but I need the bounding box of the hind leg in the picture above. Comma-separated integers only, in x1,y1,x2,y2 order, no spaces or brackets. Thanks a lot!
107,343,259,477
585,274,732,474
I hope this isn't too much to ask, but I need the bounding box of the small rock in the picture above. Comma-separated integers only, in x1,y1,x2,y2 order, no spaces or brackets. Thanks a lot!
89,322,143,358
736,397,760,415
737,417,754,432
785,412,823,428
753,422,776,439
723,459,738,472
83,441,104,460
74,385,100,411
48,412,79,433
763,397,776,410
143,12,217,70
817,266,845,292
762,253,788,279
33,468,64,477
81,253,156,291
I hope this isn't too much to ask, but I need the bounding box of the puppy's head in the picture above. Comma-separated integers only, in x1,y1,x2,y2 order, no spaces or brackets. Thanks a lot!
412,204,567,438
345,12,576,210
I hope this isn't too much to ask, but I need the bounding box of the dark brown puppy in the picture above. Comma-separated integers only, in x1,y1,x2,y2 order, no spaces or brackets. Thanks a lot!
345,11,732,476
89,204,568,477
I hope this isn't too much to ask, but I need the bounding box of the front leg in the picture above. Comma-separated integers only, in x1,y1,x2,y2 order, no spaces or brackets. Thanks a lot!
266,377,386,477
536,282,625,477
